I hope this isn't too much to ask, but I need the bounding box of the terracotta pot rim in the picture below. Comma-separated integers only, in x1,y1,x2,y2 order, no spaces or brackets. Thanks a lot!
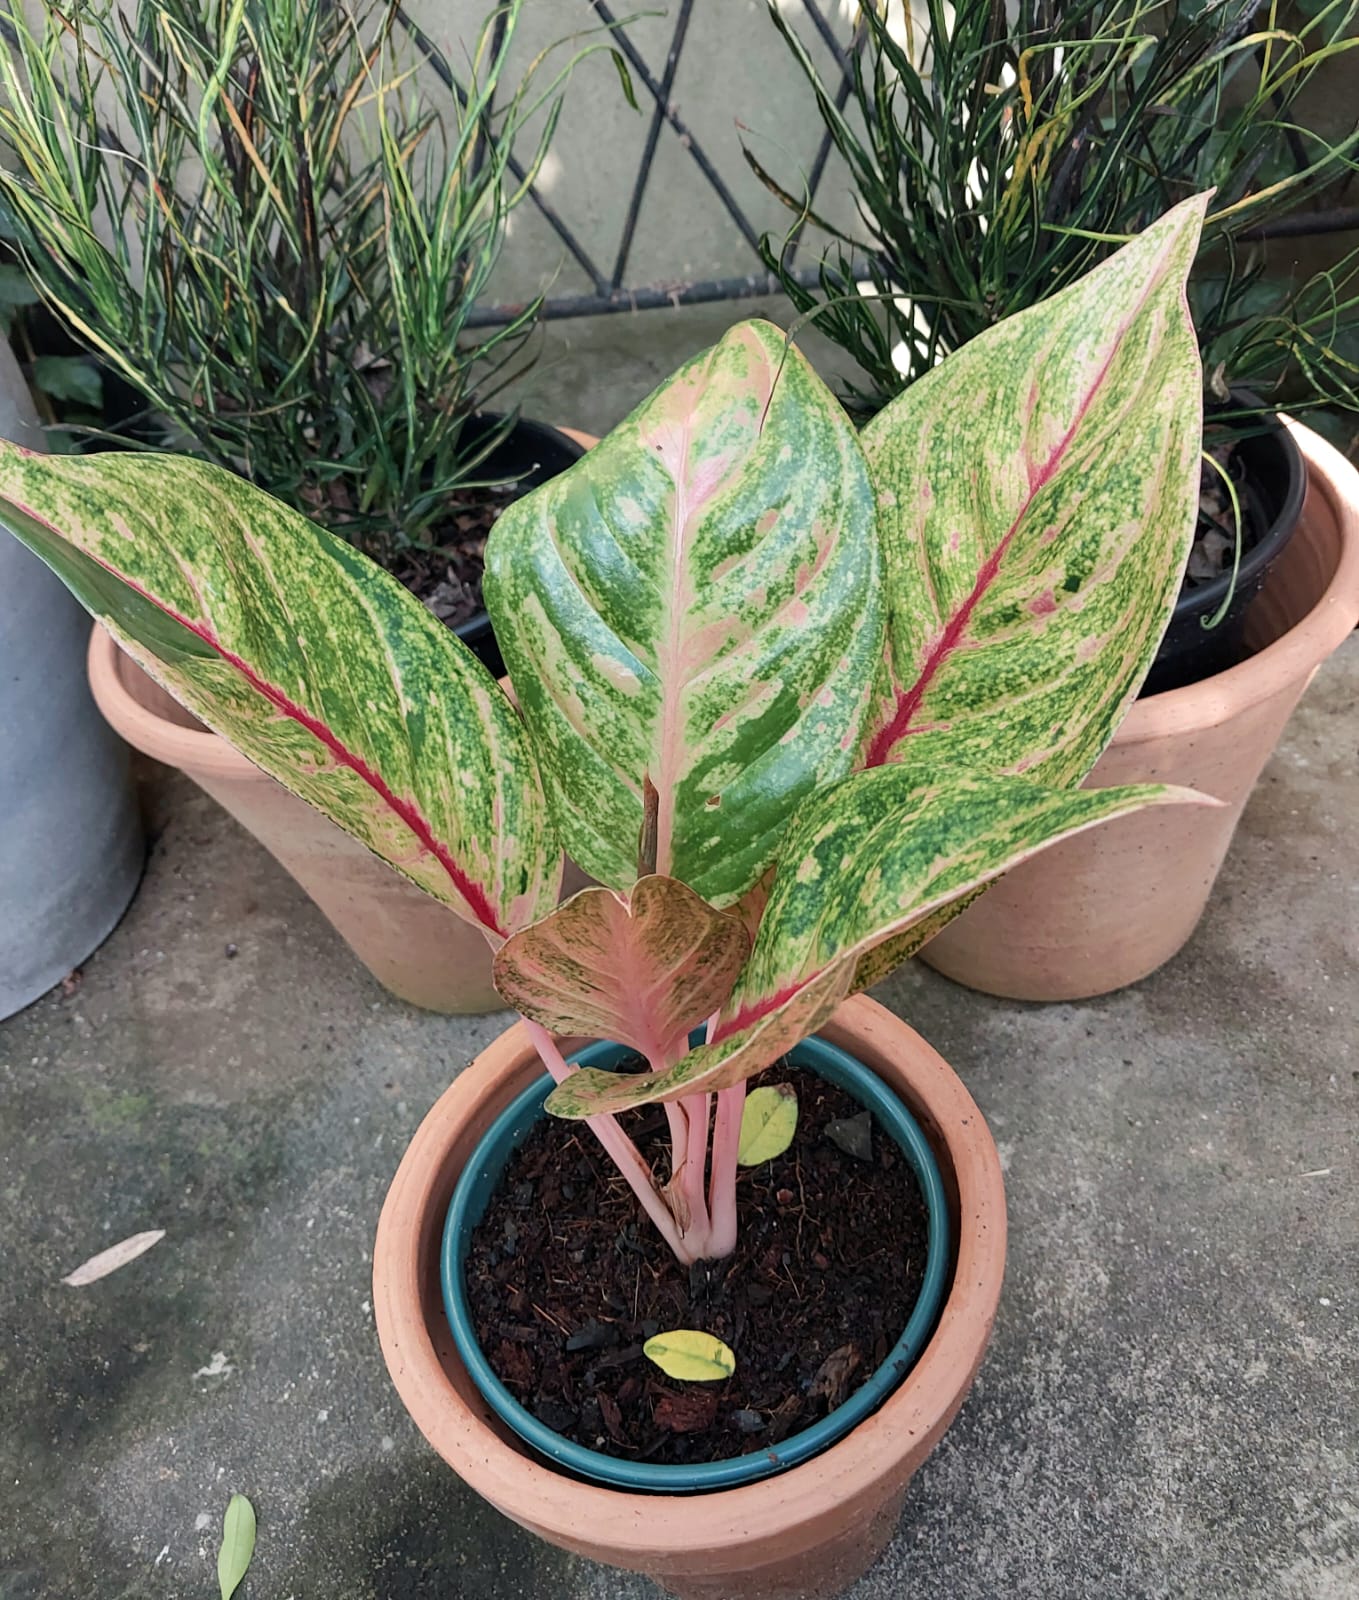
372,995,1007,1559
1117,419,1359,746
87,623,253,778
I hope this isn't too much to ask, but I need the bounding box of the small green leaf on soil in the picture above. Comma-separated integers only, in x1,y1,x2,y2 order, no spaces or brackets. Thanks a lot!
217,1493,256,1600
737,1083,799,1166
643,1329,736,1382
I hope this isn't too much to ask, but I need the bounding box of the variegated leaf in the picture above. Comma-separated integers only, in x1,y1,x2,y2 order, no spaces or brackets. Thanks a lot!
861,193,1208,782
485,319,883,908
0,447,559,937
848,889,988,993
491,874,748,1065
544,763,1213,1116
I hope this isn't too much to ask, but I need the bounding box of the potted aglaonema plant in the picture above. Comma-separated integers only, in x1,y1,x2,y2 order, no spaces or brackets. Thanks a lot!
0,197,1213,1598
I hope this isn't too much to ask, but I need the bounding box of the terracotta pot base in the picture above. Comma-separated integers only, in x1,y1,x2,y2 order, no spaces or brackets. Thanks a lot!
922,420,1359,1001
373,995,1007,1600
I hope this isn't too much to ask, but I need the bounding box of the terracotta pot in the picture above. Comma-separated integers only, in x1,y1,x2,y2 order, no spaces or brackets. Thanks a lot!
922,419,1359,1001
87,625,502,1012
373,994,1007,1600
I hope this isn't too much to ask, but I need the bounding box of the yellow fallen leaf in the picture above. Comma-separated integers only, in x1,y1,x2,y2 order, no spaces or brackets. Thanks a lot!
737,1083,798,1166
643,1329,736,1383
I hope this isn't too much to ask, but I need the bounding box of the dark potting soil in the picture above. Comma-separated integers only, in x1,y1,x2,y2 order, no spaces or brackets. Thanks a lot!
389,484,515,629
464,1064,932,1467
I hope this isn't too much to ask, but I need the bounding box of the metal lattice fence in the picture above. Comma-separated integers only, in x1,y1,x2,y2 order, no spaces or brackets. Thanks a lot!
395,1,861,326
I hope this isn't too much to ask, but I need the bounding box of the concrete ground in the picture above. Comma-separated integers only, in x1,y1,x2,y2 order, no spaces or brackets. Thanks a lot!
2,637,1356,1600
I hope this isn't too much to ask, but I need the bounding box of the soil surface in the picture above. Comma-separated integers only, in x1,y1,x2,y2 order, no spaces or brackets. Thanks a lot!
464,1064,931,1467
389,485,516,629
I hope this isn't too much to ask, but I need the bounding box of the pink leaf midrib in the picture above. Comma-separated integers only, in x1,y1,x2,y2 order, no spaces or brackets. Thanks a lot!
711,976,816,1044
76,537,508,936
213,632,507,936
650,332,779,874
651,407,698,879
866,245,1179,770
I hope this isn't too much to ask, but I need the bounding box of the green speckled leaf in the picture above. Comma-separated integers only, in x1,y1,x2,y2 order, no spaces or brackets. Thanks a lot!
544,763,1212,1117
848,889,988,994
485,318,883,907
861,194,1208,783
492,874,748,1065
0,446,558,936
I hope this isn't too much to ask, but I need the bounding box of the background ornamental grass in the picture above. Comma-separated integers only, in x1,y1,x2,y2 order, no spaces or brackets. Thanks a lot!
754,0,1359,432
0,0,631,563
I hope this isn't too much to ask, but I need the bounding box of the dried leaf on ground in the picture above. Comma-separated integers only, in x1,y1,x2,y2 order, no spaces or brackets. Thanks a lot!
61,1229,165,1286
808,1343,861,1409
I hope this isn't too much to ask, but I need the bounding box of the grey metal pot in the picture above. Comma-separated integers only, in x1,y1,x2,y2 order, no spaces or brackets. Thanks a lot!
0,344,143,1017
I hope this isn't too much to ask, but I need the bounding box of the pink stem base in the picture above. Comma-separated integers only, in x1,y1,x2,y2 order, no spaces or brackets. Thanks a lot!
523,1019,702,1263
677,1092,713,1245
706,1081,745,1259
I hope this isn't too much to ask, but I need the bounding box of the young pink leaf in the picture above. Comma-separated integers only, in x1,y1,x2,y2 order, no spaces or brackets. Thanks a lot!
862,193,1208,783
0,448,560,937
544,763,1216,1117
485,319,883,907
492,875,749,1064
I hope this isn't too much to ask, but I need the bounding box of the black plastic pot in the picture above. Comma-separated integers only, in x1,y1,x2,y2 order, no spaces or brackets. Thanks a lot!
450,414,586,677
1142,400,1306,698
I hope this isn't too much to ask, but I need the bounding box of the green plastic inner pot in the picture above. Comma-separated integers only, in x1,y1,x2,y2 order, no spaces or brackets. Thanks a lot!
440,1031,950,1493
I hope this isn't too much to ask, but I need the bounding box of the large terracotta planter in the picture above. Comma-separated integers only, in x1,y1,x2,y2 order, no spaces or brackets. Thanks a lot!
922,419,1359,1001
373,994,1006,1600
87,625,502,1012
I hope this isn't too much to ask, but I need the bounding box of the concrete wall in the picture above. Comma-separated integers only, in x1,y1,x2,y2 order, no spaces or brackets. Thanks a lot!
397,1,871,433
